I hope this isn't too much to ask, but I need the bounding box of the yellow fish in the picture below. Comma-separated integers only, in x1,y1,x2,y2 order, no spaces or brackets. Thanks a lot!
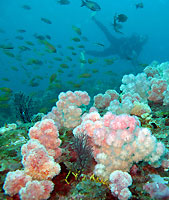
72,25,82,35
79,73,91,78
40,40,57,53
60,63,69,68
0,87,12,93
72,37,80,42
49,73,57,83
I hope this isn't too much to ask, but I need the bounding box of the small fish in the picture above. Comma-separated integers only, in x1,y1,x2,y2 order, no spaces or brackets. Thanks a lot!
0,44,14,49
136,2,144,9
72,52,77,56
0,94,10,101
18,46,31,51
60,63,69,68
2,77,10,82
72,37,80,42
81,36,89,41
0,87,12,93
41,18,52,24
116,14,128,23
22,5,31,10
3,50,15,57
25,41,34,46
11,66,19,71
66,56,72,61
34,33,46,40
15,36,24,40
54,57,63,61
58,69,64,73
77,45,85,48
46,35,51,40
79,73,91,78
26,58,43,65
81,0,101,11
104,58,116,65
67,46,75,50
57,0,70,5
29,78,40,87
49,73,57,83
105,71,117,76
94,42,104,47
40,40,57,53
72,83,83,89
88,58,95,64
92,69,98,73
17,29,26,33
72,25,82,35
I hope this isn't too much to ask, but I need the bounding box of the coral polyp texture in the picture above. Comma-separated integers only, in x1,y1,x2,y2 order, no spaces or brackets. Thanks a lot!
3,170,32,196
109,170,132,200
19,180,54,200
44,90,90,129
119,61,169,106
28,119,62,159
94,89,119,109
21,139,61,180
2,62,169,200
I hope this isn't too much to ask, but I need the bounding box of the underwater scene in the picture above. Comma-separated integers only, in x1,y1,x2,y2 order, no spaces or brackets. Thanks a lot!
0,0,169,199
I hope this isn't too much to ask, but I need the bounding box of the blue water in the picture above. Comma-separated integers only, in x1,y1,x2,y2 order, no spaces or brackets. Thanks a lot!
0,0,169,100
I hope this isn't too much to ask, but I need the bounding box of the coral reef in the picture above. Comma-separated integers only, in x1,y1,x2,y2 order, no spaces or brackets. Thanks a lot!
1,62,169,200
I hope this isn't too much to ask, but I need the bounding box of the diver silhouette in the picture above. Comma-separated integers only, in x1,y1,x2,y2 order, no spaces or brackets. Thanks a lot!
86,17,148,64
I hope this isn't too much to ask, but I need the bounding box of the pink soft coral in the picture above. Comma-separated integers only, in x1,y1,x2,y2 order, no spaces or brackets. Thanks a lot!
3,170,32,196
19,180,54,200
29,119,62,159
109,170,132,200
21,139,61,180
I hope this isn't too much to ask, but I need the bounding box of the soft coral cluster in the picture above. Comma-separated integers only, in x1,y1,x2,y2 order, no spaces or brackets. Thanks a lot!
28,119,62,159
3,170,32,196
3,119,61,200
119,61,169,106
109,170,132,200
73,111,166,181
21,139,61,180
94,89,119,109
108,92,151,116
19,180,54,200
2,61,169,200
44,90,90,129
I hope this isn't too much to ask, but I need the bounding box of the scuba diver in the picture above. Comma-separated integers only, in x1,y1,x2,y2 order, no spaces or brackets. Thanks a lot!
86,17,148,64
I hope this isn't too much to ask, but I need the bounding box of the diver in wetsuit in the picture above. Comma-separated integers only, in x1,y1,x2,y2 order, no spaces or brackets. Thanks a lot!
86,17,148,63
